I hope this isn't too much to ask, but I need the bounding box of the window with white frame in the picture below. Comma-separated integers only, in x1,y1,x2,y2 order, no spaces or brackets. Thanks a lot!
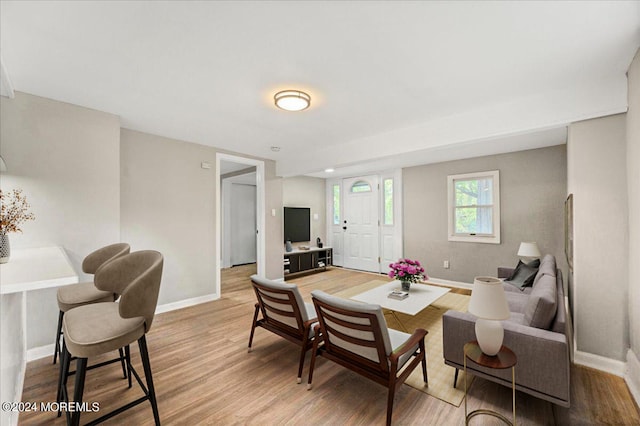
383,178,393,225
332,184,340,225
447,170,500,244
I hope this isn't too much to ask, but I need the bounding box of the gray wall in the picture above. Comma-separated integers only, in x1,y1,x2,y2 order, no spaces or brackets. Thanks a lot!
627,49,640,369
120,128,284,300
0,92,121,348
403,145,567,283
282,176,327,246
121,129,217,305
567,113,628,361
265,161,284,280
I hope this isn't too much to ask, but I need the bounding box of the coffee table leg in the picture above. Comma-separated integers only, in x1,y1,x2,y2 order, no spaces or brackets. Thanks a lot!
385,310,408,332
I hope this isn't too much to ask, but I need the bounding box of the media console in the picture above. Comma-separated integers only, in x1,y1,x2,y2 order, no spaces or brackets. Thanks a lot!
284,246,332,279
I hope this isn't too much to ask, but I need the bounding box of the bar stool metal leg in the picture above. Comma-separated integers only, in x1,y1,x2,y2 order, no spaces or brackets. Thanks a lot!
71,357,88,426
139,335,161,426
57,339,71,416
118,347,127,379
53,310,64,364
125,345,132,389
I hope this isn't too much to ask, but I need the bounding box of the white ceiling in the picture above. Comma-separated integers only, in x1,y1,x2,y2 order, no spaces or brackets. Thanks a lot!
1,1,639,178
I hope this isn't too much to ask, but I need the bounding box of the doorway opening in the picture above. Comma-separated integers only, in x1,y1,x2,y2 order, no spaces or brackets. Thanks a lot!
215,153,265,298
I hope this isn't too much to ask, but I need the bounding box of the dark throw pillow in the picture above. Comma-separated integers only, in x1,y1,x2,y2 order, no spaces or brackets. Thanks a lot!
507,259,539,290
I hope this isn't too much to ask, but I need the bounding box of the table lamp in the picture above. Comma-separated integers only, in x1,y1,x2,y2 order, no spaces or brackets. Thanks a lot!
517,241,540,261
468,277,510,356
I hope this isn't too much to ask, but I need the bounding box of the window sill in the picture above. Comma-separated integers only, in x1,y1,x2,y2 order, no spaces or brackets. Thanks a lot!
448,235,500,244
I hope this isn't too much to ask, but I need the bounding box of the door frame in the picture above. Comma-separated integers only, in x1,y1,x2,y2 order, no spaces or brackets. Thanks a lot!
215,153,265,298
342,174,381,272
225,181,257,267
326,169,403,272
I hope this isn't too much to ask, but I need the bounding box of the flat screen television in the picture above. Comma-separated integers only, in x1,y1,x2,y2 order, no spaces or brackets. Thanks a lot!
284,207,311,243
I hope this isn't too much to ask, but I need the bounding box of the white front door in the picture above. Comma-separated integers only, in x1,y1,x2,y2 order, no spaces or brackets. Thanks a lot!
342,175,380,272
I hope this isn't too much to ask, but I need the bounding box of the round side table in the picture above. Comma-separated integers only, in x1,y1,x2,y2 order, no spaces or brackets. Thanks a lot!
464,341,517,426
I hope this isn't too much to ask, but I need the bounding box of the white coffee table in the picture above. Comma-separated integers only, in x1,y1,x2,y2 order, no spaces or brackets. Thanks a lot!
351,280,450,331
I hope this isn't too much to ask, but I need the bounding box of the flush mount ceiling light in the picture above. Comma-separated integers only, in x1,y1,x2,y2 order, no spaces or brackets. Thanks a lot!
274,90,311,111
324,168,335,173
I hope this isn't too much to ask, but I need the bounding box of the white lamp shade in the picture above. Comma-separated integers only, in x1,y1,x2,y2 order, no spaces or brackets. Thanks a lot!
517,242,541,258
468,277,510,320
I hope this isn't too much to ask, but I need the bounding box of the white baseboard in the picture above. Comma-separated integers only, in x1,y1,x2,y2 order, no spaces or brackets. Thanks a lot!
574,349,626,377
427,277,473,290
155,293,219,314
625,349,640,407
26,344,55,362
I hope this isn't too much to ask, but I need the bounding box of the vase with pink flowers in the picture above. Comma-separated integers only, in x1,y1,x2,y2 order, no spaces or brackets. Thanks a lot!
388,258,428,291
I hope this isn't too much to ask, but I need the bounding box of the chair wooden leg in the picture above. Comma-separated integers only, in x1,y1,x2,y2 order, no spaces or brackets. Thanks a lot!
118,347,128,379
453,368,459,388
53,310,64,364
307,334,321,390
248,304,260,352
421,354,428,385
71,357,88,426
125,345,132,389
297,345,306,384
386,384,396,426
139,335,161,426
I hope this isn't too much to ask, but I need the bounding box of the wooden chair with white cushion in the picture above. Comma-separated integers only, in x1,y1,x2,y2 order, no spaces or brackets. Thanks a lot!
248,274,317,383
307,290,428,426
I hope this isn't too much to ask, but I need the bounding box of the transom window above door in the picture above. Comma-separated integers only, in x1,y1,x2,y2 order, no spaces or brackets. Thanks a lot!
350,180,372,193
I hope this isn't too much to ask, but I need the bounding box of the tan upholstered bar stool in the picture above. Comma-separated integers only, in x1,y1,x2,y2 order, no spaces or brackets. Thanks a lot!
54,243,130,364
58,250,164,426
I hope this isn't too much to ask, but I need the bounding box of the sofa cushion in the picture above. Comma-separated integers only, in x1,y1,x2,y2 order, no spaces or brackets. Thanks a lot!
506,259,539,290
505,291,529,314
503,281,534,294
507,312,527,325
533,254,556,286
523,274,557,329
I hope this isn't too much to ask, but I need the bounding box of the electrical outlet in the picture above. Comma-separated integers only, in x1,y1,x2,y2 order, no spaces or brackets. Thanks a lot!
443,260,450,269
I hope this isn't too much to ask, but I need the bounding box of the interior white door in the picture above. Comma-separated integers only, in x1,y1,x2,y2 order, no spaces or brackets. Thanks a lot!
342,175,380,272
230,183,257,266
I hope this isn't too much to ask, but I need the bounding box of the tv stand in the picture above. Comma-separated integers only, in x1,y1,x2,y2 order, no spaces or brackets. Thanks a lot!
284,247,332,279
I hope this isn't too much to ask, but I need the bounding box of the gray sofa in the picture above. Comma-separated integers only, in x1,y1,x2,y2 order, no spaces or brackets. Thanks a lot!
442,255,570,407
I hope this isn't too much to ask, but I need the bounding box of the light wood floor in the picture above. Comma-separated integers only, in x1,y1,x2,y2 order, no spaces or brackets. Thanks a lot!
19,265,640,425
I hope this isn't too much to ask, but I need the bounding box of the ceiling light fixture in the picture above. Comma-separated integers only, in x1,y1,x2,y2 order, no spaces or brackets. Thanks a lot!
324,168,334,173
270,146,281,152
274,90,311,111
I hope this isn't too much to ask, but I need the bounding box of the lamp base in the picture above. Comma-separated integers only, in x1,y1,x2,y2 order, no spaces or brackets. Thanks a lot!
475,318,504,356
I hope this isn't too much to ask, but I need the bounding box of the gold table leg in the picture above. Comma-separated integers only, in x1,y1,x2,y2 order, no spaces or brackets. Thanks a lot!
464,348,515,426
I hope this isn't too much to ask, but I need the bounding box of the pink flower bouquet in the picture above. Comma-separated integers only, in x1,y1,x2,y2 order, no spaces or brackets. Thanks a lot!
388,258,428,284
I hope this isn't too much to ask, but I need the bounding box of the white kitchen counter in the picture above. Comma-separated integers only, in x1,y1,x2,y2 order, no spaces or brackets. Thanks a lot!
0,246,78,426
0,246,79,294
